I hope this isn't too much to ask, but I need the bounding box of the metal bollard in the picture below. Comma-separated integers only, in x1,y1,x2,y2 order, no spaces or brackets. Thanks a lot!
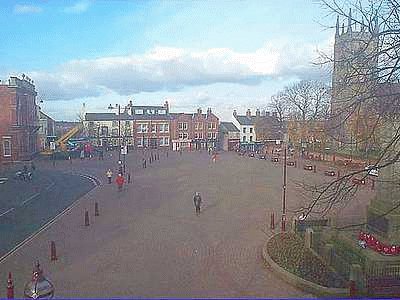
50,241,57,261
84,210,90,226
270,212,275,230
95,202,99,216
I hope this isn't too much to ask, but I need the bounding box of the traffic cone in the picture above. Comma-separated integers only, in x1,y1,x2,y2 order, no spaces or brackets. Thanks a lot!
50,241,57,261
95,202,99,216
270,212,275,230
84,210,90,226
6,272,14,299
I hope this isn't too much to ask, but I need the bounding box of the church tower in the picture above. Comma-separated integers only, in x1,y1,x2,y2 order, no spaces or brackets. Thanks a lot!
331,9,379,146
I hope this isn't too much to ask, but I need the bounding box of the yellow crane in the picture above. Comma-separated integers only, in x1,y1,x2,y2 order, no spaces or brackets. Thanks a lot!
41,124,82,155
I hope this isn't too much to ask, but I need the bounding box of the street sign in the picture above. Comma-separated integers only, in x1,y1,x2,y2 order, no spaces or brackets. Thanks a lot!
50,142,56,151
121,145,128,155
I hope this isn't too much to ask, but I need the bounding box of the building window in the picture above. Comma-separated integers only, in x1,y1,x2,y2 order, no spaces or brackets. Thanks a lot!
112,121,118,127
112,128,118,137
243,127,246,133
208,123,212,130
159,124,164,133
179,122,188,130
164,137,170,146
213,123,217,129
164,124,169,133
194,133,198,139
135,109,143,115
183,132,188,139
250,136,253,142
101,126,108,136
137,138,143,147
198,132,203,139
151,124,156,133
179,133,183,139
159,138,164,146
213,132,217,139
243,136,246,142
125,121,130,127
250,127,253,133
3,138,11,157
158,109,166,115
208,132,212,139
137,124,148,133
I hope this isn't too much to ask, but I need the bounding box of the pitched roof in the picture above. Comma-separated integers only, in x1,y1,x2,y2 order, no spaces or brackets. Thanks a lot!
220,122,239,132
85,113,119,121
234,115,257,125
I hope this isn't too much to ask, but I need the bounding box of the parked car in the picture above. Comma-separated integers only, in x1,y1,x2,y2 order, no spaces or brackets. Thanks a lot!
258,154,266,160
248,152,255,157
271,157,279,162
304,165,313,171
365,165,379,177
287,161,295,166
324,169,336,176
352,177,366,185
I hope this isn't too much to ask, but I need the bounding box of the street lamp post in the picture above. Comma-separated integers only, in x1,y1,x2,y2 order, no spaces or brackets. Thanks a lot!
281,134,288,232
108,104,121,162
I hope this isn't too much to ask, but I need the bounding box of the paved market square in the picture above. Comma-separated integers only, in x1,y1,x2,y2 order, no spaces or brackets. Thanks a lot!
0,151,373,298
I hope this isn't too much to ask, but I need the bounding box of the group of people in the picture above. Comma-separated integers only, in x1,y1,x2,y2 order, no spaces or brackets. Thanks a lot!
106,161,126,192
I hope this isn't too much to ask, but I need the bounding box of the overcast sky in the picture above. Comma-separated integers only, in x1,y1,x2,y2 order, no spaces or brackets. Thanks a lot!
0,0,336,121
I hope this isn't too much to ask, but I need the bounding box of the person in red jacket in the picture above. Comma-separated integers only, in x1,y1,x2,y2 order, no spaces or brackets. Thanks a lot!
116,173,125,192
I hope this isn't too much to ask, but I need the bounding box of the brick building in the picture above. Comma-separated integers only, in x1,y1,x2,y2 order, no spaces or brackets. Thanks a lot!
171,108,219,151
0,75,39,163
219,122,240,151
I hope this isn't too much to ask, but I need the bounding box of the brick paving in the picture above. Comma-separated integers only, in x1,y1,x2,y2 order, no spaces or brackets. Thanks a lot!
0,150,372,298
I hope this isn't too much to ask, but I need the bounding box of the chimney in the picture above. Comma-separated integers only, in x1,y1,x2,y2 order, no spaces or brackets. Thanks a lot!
256,108,260,117
207,108,212,118
233,110,237,117
164,100,169,113
265,111,270,116
197,107,202,115
246,109,251,118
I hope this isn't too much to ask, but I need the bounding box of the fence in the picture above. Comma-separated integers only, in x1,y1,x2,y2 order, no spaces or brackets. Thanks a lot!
366,265,400,297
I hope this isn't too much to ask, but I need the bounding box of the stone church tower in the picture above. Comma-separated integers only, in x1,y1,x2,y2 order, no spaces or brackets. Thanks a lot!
331,9,379,147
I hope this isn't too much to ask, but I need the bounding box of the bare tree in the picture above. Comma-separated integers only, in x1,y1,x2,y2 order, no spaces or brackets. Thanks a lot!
295,0,400,219
269,92,288,124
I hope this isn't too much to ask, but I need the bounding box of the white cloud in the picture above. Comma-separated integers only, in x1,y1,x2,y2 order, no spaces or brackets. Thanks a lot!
13,4,42,14
64,1,90,14
30,39,330,102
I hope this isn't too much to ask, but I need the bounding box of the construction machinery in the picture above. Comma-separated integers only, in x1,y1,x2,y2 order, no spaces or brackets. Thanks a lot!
41,124,82,155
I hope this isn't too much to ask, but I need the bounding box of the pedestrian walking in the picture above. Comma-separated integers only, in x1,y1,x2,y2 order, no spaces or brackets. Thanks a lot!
142,157,147,169
80,149,85,160
193,192,202,216
106,169,113,184
116,173,125,192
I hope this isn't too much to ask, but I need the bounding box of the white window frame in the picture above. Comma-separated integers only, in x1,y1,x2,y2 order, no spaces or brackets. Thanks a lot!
164,123,169,133
183,132,188,139
159,138,164,146
179,132,183,139
151,124,156,133
3,138,11,157
135,109,143,115
164,137,170,146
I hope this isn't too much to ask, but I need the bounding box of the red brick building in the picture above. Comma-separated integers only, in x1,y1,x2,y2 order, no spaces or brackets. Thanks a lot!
171,108,219,151
0,75,39,164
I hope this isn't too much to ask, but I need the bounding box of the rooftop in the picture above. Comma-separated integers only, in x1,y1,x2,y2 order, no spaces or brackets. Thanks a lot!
220,122,239,132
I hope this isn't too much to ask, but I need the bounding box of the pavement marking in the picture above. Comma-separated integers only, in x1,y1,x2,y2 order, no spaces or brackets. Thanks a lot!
21,193,40,205
0,181,100,264
0,207,15,217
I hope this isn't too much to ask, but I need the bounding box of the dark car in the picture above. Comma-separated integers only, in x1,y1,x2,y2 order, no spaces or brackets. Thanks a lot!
324,169,336,176
304,165,313,171
352,177,366,185
258,154,266,160
287,161,295,166
271,157,279,162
